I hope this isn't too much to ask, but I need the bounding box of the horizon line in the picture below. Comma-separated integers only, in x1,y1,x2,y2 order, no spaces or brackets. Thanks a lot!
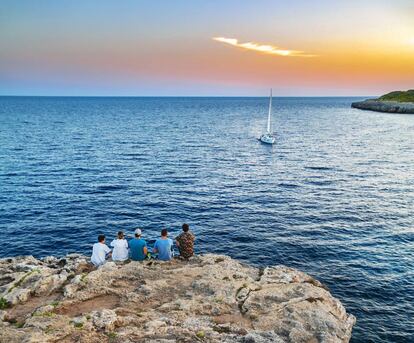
0,94,374,98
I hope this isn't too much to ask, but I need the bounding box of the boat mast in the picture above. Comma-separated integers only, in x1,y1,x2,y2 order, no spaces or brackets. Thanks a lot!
267,88,272,133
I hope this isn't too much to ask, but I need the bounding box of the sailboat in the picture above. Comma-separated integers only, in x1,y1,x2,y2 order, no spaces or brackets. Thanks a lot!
259,89,276,144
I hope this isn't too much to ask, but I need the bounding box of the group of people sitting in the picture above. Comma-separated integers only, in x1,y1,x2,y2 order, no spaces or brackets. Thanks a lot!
90,223,195,267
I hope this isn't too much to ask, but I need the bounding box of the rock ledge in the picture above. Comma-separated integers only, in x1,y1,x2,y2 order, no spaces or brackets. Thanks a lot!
0,254,355,342
351,99,414,114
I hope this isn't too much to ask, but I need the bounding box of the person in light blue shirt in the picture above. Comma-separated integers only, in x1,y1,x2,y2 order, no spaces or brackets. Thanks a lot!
129,228,147,261
153,228,173,261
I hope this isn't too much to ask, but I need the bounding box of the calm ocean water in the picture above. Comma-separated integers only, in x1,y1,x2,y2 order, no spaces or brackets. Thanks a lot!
0,96,413,342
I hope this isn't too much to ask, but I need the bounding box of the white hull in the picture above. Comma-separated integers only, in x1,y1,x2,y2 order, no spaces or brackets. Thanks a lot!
259,133,275,144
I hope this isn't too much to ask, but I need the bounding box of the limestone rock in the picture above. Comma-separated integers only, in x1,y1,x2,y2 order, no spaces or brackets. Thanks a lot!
0,253,355,342
71,315,87,327
91,309,117,331
4,288,31,305
33,273,68,295
243,331,285,343
63,283,79,298
351,99,414,114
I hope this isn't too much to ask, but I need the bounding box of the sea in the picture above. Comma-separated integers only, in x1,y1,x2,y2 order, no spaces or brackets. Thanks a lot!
0,96,413,342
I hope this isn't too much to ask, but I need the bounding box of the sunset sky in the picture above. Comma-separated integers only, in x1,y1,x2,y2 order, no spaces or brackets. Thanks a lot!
1,0,413,96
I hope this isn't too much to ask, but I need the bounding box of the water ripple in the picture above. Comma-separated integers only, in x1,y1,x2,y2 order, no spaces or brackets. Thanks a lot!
0,96,413,342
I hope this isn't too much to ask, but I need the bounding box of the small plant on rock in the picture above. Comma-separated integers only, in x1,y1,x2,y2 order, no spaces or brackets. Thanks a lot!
8,269,40,293
196,330,205,340
80,273,88,283
33,311,55,318
14,322,24,328
215,297,223,303
0,297,10,309
73,322,84,329
106,332,117,342
51,301,59,308
44,325,55,334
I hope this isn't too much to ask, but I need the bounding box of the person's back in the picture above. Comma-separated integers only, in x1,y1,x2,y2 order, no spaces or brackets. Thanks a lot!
153,228,173,261
129,228,147,261
91,235,111,267
111,231,129,261
175,223,195,259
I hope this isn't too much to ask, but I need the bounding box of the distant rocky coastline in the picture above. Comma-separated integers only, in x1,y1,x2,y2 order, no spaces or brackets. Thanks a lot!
0,254,355,342
351,90,414,114
351,99,414,114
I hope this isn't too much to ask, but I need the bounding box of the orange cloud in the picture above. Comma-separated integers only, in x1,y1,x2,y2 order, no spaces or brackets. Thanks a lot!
213,37,316,57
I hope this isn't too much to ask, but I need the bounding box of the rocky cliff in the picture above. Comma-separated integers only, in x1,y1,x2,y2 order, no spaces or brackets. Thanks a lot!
0,254,355,342
351,99,414,114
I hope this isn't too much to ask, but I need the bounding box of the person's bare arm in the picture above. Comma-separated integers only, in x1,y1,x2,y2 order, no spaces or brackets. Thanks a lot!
143,246,148,255
175,240,180,247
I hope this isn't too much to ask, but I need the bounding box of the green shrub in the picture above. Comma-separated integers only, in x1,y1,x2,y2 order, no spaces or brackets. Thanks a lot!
106,332,117,342
80,273,88,283
45,326,55,334
196,330,205,339
0,297,10,309
14,322,24,328
379,90,414,102
73,322,83,329
33,311,55,318
51,301,59,308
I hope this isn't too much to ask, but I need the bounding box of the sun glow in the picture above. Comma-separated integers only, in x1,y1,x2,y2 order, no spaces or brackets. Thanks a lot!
212,37,316,57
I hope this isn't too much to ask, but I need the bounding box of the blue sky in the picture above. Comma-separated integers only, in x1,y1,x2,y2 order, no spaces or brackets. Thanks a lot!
1,0,413,95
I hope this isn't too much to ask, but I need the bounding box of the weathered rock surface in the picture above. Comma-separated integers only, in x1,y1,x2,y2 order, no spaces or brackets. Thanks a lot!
351,99,414,114
0,254,355,342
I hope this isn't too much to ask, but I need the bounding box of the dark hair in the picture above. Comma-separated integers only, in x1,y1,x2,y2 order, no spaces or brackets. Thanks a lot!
118,231,124,239
161,228,168,237
182,223,189,232
98,235,105,242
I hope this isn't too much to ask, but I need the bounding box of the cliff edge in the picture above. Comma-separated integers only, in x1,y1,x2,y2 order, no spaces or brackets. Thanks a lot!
0,254,355,342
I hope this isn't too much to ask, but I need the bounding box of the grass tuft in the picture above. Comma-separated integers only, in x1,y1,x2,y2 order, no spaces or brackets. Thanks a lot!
379,90,414,103
106,332,117,342
73,322,84,329
8,269,40,293
196,330,205,339
0,297,10,309
51,301,60,308
33,311,55,318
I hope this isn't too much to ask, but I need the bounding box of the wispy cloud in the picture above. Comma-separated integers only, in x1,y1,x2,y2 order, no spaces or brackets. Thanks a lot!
213,37,316,57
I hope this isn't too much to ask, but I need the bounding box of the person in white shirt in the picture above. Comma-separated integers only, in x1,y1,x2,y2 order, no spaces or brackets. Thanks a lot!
91,235,111,267
110,231,129,262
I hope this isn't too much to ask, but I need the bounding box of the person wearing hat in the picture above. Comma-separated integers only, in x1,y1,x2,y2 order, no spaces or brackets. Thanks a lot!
129,228,148,261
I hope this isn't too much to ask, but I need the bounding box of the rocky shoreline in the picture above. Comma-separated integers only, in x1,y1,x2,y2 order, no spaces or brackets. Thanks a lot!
351,99,414,114
0,254,355,342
